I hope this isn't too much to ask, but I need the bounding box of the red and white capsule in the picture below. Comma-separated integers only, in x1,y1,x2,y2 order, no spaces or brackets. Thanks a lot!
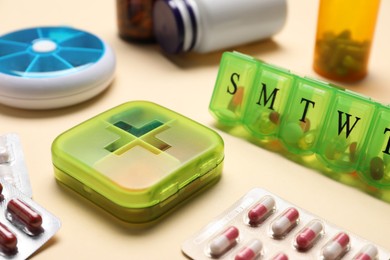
0,222,17,254
295,220,323,250
234,239,262,260
271,252,289,260
322,232,350,260
7,198,43,234
247,196,275,224
353,244,378,260
209,226,239,256
271,207,299,237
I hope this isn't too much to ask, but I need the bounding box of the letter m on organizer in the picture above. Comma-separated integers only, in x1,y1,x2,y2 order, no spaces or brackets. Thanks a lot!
256,83,279,110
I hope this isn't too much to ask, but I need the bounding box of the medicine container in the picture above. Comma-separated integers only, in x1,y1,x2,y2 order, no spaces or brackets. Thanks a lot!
0,26,115,109
313,0,381,82
52,101,224,223
116,0,157,42
152,0,287,53
209,51,390,202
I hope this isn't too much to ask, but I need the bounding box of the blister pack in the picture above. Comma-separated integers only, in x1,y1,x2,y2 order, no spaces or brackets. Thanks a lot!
182,188,390,260
0,177,61,259
0,133,32,197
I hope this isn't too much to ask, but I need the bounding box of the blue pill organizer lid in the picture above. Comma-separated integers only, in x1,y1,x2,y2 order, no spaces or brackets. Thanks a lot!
0,26,116,109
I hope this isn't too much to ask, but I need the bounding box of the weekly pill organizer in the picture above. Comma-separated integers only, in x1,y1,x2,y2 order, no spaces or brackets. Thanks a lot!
182,188,390,260
209,51,390,203
51,101,224,223
0,26,115,109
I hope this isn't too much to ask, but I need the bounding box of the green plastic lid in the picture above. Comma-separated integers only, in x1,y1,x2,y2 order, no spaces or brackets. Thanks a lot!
52,101,224,223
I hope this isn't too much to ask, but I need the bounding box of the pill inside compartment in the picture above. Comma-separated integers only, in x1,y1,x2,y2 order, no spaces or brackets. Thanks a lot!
357,107,390,189
245,195,276,226
294,219,324,251
207,226,240,257
234,239,263,260
243,62,294,140
278,78,334,155
209,52,260,126
6,198,43,236
316,90,376,173
352,244,379,260
270,207,300,239
321,232,351,260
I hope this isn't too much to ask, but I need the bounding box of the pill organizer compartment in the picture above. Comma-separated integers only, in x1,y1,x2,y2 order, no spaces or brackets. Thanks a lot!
243,62,294,140
51,101,224,223
209,52,259,126
209,51,390,202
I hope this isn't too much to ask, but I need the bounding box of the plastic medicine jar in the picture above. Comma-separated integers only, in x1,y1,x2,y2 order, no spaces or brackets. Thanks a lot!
313,0,381,82
152,0,287,54
116,0,157,42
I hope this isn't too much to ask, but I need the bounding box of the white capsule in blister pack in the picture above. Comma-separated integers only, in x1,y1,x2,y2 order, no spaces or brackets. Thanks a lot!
182,188,390,260
0,133,32,197
0,177,61,259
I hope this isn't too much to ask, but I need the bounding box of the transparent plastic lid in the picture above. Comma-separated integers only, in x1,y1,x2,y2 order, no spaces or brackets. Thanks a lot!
209,51,390,202
0,26,115,109
52,101,224,209
0,26,104,78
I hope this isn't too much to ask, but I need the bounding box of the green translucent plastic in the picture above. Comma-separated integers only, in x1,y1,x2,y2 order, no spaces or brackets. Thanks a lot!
209,51,390,202
52,101,224,223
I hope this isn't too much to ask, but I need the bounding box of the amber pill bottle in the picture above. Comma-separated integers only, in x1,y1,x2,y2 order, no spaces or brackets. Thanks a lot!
116,0,156,42
313,0,381,82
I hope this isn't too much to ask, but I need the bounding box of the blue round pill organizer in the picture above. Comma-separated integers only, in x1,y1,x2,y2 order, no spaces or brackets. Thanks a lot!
0,26,116,109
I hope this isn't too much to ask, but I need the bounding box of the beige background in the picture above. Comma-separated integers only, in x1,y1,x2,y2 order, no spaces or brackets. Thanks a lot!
1,0,390,259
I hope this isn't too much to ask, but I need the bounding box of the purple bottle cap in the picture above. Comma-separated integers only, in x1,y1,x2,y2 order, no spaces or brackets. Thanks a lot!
153,0,196,54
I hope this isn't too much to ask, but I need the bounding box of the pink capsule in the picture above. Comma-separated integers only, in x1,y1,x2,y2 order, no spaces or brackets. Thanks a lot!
271,252,289,260
209,226,239,256
322,232,350,260
247,196,275,224
234,239,262,260
353,244,378,260
295,220,323,250
271,207,299,237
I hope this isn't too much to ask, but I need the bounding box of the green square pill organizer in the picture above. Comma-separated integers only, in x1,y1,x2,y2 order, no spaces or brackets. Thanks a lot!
51,101,224,223
209,51,390,202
